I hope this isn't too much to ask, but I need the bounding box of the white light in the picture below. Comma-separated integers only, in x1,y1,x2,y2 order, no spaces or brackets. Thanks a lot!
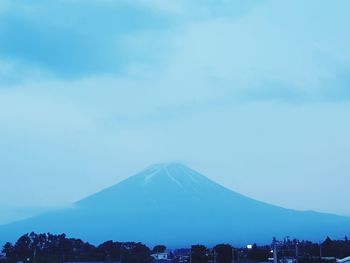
270,250,274,253
247,244,253,249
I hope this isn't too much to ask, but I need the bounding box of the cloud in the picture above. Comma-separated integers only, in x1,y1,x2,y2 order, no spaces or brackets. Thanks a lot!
154,0,350,101
1,0,350,220
0,0,173,79
0,0,263,82
1,0,349,101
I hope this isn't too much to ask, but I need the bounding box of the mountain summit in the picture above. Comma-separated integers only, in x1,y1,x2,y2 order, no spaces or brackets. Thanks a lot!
1,163,350,246
77,163,242,209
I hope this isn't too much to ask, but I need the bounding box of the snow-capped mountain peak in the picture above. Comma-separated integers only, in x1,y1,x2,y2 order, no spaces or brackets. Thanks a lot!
1,163,350,247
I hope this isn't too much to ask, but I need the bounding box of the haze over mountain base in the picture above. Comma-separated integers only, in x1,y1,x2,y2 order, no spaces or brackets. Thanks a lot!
1,163,349,247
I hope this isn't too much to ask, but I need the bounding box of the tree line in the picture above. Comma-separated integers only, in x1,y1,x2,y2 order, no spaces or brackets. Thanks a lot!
1,233,350,263
1,233,150,263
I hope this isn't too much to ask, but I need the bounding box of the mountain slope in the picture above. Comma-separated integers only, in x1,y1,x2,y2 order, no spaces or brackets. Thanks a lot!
1,163,349,247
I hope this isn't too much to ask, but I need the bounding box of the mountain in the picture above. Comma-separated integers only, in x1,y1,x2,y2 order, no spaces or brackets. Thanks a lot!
1,163,349,247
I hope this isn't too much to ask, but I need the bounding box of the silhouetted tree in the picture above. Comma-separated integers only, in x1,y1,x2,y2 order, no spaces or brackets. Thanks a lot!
214,244,233,263
98,240,123,261
191,245,209,263
247,243,270,261
3,232,350,263
2,242,14,258
121,242,152,263
322,237,335,257
14,234,32,261
152,245,166,254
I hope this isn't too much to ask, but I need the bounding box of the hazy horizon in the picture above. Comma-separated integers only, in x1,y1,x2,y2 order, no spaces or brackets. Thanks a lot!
1,0,350,226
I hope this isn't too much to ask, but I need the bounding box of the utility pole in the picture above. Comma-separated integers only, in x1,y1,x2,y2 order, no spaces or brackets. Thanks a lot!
295,242,299,263
33,248,37,263
273,241,278,263
232,247,234,263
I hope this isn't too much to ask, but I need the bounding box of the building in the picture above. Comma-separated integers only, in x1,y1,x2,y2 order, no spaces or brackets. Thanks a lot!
151,252,169,260
337,256,350,263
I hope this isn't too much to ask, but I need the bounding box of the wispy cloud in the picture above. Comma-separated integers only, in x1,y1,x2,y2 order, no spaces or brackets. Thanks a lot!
0,0,173,79
1,0,349,100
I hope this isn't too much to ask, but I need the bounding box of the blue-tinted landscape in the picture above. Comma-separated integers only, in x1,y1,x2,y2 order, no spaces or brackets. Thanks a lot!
0,1,350,263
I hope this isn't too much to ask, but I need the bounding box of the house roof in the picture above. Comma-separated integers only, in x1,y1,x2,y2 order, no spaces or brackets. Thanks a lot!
337,256,350,263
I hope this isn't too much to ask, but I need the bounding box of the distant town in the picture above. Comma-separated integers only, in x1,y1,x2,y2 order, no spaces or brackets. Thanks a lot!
1,233,350,263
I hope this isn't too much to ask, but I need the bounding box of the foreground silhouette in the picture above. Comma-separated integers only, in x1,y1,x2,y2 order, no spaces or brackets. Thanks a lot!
1,232,350,263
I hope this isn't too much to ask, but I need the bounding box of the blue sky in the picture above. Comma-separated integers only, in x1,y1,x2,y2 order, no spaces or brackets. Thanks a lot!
0,0,350,224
